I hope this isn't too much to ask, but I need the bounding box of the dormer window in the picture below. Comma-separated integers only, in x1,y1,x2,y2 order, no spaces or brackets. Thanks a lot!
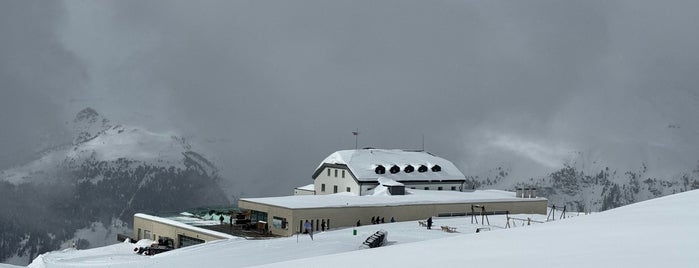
375,165,386,174
404,165,414,173
389,165,400,174
431,165,441,172
418,165,428,173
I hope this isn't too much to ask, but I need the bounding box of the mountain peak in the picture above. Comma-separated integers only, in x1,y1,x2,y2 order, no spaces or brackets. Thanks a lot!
73,107,111,144
74,108,101,123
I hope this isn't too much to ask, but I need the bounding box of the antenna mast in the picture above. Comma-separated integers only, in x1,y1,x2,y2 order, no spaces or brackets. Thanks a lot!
352,129,359,150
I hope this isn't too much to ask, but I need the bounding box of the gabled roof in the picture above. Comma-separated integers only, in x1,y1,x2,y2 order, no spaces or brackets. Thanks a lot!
312,149,465,182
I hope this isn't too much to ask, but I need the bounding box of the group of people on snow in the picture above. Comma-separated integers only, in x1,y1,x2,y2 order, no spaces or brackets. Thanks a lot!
356,216,396,227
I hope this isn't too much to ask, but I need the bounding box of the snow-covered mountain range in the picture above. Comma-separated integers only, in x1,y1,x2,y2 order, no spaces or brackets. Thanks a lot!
466,160,699,213
0,108,228,265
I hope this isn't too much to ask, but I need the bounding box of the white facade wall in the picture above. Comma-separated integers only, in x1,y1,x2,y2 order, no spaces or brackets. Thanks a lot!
133,215,231,248
314,167,463,196
402,182,463,191
314,167,360,195
358,182,462,195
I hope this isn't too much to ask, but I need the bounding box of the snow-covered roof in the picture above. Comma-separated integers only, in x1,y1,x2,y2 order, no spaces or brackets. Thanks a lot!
314,149,466,182
378,177,404,186
241,189,544,209
295,184,315,191
134,213,237,239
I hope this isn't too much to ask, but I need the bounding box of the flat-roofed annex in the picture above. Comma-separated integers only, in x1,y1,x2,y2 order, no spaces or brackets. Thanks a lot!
238,189,548,237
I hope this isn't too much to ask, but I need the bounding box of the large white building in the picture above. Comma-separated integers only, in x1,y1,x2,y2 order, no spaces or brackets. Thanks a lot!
133,148,546,239
311,149,466,196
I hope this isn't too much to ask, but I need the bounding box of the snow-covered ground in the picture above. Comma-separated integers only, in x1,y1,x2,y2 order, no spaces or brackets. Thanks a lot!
20,189,699,267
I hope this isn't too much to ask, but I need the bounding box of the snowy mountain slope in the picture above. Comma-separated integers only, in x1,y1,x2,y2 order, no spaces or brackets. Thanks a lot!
0,108,195,185
22,190,699,268
0,108,228,265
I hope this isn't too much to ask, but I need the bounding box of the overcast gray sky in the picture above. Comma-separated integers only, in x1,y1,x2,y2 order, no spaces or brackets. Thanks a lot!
1,0,698,197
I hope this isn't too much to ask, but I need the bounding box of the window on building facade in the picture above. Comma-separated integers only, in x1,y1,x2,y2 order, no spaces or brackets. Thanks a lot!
327,169,331,176
375,165,386,174
342,170,345,178
321,184,326,192
424,187,429,190
390,165,400,174
451,186,457,191
418,165,428,172
334,169,338,177
346,187,351,192
273,216,287,229
333,185,338,193
178,234,205,248
438,186,443,191
251,210,268,222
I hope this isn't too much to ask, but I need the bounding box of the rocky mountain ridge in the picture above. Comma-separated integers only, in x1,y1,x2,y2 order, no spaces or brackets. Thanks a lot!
0,108,228,265
466,161,699,213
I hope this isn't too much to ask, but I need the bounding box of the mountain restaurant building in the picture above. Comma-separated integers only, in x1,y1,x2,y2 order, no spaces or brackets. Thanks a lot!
311,149,467,195
238,189,547,237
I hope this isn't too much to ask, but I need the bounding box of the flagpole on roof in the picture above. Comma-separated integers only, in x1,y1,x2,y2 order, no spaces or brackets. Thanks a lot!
352,128,359,150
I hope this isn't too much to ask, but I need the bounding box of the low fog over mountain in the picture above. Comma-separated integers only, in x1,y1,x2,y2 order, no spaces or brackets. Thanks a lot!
2,1,699,197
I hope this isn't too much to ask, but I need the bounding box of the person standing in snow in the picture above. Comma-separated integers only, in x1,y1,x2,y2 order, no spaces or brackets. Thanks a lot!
390,217,395,223
321,220,326,232
219,215,224,225
427,217,433,229
304,220,313,240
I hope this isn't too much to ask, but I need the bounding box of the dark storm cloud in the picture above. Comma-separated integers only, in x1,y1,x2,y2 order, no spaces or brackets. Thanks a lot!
2,0,698,195
0,1,85,169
